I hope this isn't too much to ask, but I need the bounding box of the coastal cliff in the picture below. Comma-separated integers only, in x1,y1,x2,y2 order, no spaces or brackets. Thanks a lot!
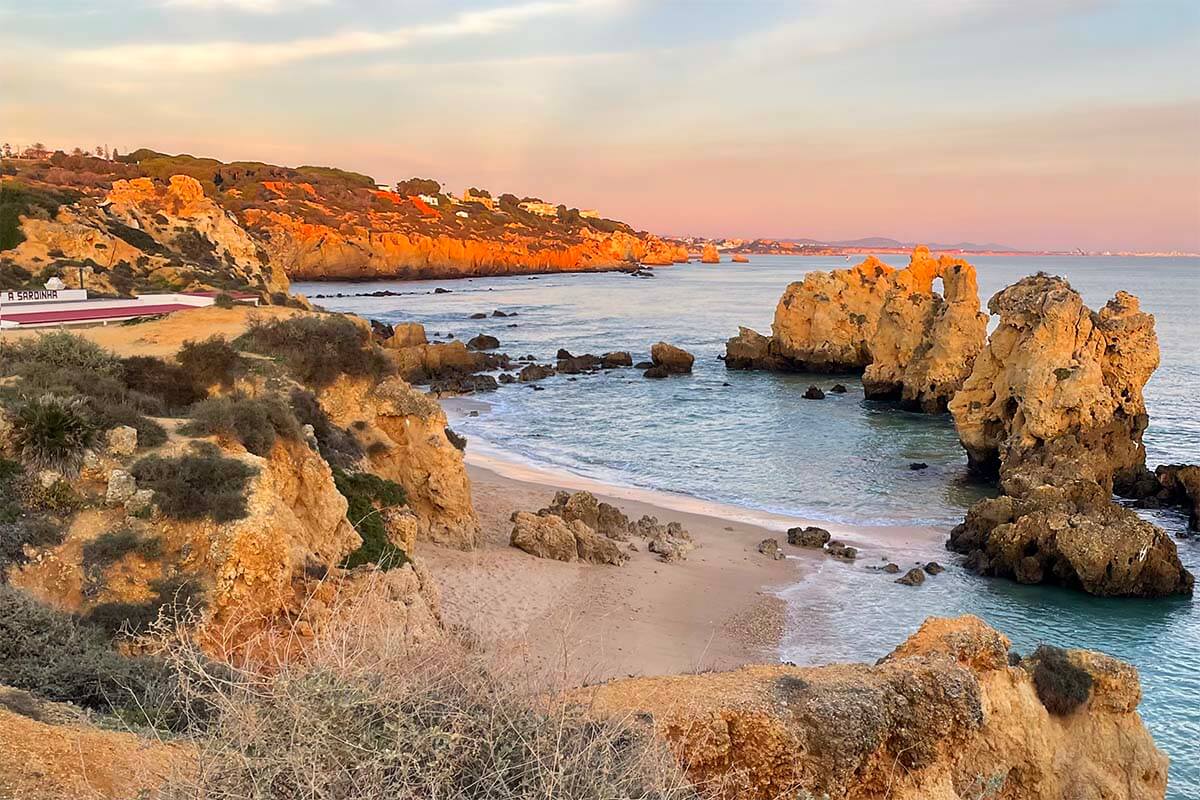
1,149,684,289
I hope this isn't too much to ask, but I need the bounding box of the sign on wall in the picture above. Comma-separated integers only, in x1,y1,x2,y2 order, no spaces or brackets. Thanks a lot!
1,289,89,305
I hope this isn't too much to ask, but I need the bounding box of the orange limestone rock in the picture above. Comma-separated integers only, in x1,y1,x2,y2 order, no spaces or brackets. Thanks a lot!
573,615,1167,800
700,242,721,263
106,175,289,295
863,247,988,412
317,375,480,549
10,435,443,653
949,274,1159,490
726,247,987,412
731,254,750,263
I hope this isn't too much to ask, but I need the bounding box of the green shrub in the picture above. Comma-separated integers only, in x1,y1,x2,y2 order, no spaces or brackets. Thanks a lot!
131,444,258,522
10,394,98,473
0,518,63,573
1031,645,1093,715
213,292,236,309
121,355,208,413
290,388,363,467
0,184,80,251
81,527,163,571
333,468,408,569
0,330,120,377
238,315,390,388
0,584,172,717
176,335,244,388
181,394,299,457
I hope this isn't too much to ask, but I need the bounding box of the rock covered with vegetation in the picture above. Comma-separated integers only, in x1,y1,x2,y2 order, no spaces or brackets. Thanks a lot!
573,615,1167,800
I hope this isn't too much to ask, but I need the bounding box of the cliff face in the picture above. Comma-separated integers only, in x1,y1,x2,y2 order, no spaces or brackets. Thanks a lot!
729,247,987,412
574,615,1168,800
948,274,1158,491
242,207,665,280
10,435,443,654
2,150,683,287
3,174,288,298
317,375,480,549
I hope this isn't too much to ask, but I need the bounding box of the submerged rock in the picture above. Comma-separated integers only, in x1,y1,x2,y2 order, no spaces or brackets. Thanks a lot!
802,385,825,400
465,334,500,351
896,567,926,586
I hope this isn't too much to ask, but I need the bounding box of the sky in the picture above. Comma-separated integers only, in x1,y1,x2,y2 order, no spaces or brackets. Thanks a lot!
2,0,1198,252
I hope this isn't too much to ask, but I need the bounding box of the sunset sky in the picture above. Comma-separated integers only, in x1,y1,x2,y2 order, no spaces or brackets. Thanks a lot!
2,0,1198,251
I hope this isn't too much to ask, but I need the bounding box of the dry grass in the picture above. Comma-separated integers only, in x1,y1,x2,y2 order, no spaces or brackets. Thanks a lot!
147,575,701,800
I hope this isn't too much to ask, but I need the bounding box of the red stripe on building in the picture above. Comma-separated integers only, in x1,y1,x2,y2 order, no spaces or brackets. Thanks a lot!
0,303,194,325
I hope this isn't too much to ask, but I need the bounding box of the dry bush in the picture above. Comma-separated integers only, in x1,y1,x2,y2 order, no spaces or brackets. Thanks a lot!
152,578,699,800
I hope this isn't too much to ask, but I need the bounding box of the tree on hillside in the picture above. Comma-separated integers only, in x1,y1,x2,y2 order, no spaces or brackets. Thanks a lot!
467,187,491,198
95,145,106,159
1,143,11,158
395,177,440,197
71,147,85,157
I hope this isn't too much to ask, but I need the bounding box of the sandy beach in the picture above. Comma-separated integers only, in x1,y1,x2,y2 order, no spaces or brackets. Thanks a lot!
426,398,945,683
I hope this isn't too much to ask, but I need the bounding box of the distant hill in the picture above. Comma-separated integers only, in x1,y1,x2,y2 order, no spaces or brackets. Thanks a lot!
785,236,1022,252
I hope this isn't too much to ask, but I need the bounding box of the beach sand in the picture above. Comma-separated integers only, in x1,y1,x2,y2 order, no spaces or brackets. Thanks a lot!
424,401,945,682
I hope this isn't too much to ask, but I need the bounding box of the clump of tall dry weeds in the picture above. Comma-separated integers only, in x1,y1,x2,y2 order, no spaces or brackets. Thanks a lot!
150,577,699,800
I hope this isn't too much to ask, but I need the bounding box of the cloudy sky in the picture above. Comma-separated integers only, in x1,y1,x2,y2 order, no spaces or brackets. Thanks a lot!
2,0,1198,251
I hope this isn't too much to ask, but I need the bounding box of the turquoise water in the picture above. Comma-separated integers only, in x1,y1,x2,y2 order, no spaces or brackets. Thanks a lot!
296,255,1200,796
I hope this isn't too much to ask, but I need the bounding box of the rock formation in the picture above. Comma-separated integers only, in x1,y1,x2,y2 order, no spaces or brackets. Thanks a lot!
572,615,1168,800
948,274,1159,490
4,174,288,299
700,243,720,264
946,274,1192,597
726,247,986,412
509,510,627,566
948,479,1192,596
863,248,988,412
644,342,694,378
1123,463,1200,530
317,375,480,549
731,254,749,263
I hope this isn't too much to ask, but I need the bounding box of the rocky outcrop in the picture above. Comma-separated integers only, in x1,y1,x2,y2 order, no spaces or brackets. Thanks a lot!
317,375,480,549
1124,464,1200,530
644,342,694,378
945,275,1191,597
948,479,1192,597
863,248,988,412
949,275,1159,490
11,436,444,651
731,254,749,263
726,247,986,411
700,243,720,264
509,510,627,566
5,174,288,298
573,615,1167,800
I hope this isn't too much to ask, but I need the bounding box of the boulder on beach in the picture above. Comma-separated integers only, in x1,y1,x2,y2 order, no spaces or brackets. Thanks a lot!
786,526,831,548
757,538,784,560
510,510,627,565
896,567,926,586
826,541,858,560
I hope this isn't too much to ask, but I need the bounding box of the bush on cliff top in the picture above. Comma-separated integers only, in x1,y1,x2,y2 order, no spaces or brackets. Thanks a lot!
1031,644,1093,715
131,443,258,522
290,388,363,468
238,314,391,388
181,394,299,457
176,334,245,389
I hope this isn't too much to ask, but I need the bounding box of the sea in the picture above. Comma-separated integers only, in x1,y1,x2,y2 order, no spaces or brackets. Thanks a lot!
295,254,1200,796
